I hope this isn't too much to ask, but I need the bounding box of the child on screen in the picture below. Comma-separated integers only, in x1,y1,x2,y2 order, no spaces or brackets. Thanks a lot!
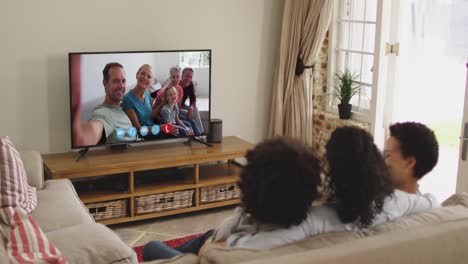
160,86,200,136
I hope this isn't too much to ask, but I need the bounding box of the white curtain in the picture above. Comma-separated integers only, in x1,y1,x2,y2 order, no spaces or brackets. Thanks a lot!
268,0,333,144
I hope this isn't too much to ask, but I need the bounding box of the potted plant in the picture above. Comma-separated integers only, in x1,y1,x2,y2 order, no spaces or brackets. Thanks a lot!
330,69,361,119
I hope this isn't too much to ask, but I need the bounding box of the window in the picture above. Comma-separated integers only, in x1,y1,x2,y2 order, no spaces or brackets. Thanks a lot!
179,51,210,68
328,0,378,120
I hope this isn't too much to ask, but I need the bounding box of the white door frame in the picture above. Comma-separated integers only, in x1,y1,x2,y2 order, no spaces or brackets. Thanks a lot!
456,62,468,193
369,0,392,149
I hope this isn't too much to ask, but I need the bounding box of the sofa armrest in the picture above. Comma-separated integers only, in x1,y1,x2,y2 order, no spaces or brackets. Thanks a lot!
19,150,45,190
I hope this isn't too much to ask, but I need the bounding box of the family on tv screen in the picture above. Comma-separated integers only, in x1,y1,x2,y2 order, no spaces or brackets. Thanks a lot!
69,51,211,149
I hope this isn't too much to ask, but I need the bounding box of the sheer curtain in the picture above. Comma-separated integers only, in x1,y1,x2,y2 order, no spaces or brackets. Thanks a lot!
268,0,333,144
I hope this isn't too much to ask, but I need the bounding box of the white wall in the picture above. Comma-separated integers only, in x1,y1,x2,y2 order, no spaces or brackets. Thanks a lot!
152,52,180,84
0,0,284,153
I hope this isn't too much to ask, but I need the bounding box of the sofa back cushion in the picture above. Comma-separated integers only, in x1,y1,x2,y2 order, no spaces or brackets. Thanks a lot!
242,219,468,264
201,231,366,264
367,192,468,234
201,192,468,264
0,137,37,223
19,150,44,190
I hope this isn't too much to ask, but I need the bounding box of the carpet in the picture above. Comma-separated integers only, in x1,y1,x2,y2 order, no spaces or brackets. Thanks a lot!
133,233,203,262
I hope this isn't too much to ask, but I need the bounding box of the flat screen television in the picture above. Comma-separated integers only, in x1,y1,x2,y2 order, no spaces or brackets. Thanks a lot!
69,50,211,149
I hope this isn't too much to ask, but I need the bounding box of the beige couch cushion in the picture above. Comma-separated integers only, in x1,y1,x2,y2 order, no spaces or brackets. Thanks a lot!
367,192,468,234
368,204,468,234
31,179,94,232
242,219,468,264
201,193,468,264
19,150,45,190
443,192,468,207
200,231,366,264
46,223,137,264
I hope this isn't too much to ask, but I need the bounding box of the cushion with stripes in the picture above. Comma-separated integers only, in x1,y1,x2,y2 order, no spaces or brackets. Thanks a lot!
1,207,67,264
0,137,37,224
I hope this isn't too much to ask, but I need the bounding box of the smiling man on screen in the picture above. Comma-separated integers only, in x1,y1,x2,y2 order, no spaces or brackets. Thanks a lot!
72,62,178,146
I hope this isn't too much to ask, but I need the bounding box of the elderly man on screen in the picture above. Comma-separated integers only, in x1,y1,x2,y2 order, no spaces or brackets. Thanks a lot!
72,62,178,147
178,67,205,134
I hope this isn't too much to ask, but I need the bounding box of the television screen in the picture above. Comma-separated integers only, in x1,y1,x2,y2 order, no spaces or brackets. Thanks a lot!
69,50,211,149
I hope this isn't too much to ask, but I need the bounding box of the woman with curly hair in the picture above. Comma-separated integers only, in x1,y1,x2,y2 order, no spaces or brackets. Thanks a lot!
325,126,438,227
142,137,322,261
227,126,438,249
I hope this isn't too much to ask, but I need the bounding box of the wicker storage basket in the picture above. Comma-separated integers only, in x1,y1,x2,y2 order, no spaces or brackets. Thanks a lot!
200,183,240,204
135,190,194,215
86,199,128,221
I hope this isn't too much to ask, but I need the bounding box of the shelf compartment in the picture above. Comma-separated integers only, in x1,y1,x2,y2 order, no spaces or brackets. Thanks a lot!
135,189,195,215
199,163,241,187
134,167,196,196
86,199,128,221
72,173,129,194
200,182,240,204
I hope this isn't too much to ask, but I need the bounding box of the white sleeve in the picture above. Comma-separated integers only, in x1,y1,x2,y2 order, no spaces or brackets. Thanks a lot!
403,191,440,213
227,224,308,250
212,207,245,242
226,206,341,250
382,190,440,222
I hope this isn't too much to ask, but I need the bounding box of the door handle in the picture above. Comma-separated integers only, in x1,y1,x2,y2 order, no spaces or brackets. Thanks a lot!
461,122,468,161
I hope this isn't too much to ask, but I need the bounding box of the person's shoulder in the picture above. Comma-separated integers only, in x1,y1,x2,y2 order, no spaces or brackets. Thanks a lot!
90,104,113,123
122,91,134,105
185,82,195,89
421,192,440,208
123,90,135,100
390,189,440,208
161,104,170,112
91,104,109,113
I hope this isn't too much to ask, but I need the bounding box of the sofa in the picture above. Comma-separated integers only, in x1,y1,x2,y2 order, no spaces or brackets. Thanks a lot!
3,150,468,264
0,150,138,264
151,193,468,264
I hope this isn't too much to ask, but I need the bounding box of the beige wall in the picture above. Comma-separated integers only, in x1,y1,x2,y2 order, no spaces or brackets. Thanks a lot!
0,0,284,153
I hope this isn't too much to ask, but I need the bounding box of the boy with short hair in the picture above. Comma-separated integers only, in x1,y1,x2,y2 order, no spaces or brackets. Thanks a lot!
384,122,439,200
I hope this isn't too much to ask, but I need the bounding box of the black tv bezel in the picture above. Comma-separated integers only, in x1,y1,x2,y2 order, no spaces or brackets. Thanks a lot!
68,49,212,150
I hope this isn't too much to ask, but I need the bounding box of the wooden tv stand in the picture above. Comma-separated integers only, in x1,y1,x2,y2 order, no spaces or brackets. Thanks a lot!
42,136,253,225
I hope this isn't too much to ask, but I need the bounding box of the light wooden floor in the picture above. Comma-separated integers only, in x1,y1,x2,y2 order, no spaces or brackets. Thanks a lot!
110,206,236,247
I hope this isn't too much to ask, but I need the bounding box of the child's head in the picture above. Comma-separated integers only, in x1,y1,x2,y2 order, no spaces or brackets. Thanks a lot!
325,126,393,227
163,86,178,105
169,66,181,86
238,137,321,228
385,122,439,189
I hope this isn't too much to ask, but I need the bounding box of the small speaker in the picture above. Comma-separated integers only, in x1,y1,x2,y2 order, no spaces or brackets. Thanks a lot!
207,118,223,143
